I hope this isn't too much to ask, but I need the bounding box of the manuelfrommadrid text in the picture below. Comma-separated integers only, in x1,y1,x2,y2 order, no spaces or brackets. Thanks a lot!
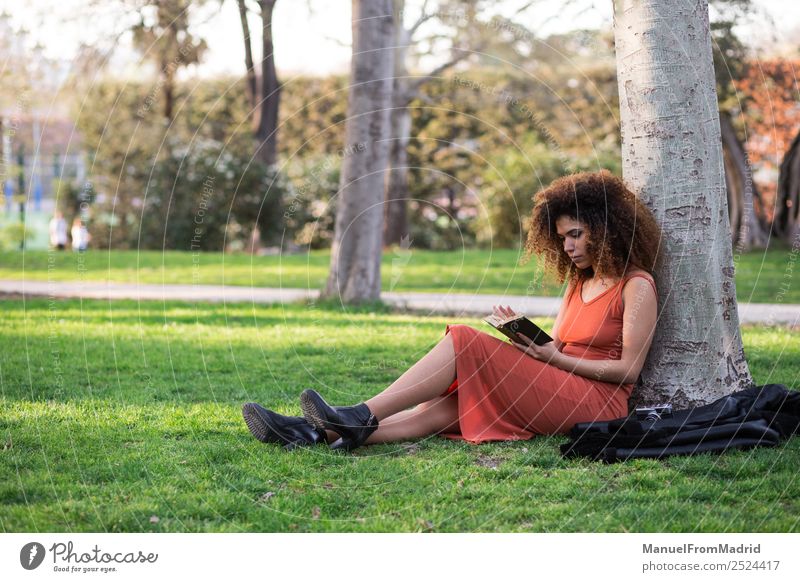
643,543,761,554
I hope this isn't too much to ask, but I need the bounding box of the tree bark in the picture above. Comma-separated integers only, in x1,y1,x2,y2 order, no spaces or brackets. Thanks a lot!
720,111,769,251
322,0,395,303
256,0,280,167
776,128,800,244
613,0,752,408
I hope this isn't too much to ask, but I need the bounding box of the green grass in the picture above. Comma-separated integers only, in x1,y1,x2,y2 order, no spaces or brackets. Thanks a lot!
2,245,799,302
1,298,798,532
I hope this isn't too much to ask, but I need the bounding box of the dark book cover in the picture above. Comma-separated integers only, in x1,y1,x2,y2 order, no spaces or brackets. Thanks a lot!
483,313,554,346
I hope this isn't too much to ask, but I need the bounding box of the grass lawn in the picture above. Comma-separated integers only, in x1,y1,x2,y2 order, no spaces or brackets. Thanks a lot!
1,297,798,532
2,245,799,302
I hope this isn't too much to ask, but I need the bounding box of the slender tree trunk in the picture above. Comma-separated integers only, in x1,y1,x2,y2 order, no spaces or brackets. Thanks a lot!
322,0,395,303
383,0,411,247
720,111,769,251
384,103,412,247
776,129,800,244
614,0,752,408
256,0,279,167
237,0,258,111
163,65,174,121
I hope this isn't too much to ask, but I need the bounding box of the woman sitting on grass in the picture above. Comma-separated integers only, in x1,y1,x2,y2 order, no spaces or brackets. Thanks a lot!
243,170,661,452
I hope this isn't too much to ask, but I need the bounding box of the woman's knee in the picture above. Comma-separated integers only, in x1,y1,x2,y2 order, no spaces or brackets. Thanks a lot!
446,323,477,338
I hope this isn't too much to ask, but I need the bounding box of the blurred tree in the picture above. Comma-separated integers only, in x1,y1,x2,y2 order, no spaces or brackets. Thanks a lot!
710,5,770,250
131,0,207,121
322,0,394,303
735,59,800,243
777,130,800,244
383,0,545,247
233,0,283,246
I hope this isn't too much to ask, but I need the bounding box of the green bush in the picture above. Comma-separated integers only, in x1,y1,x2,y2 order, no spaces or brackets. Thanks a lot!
106,136,291,251
283,155,340,249
0,222,33,251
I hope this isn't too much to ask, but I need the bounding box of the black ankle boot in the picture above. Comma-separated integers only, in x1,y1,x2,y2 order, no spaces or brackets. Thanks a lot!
299,389,378,452
242,403,327,450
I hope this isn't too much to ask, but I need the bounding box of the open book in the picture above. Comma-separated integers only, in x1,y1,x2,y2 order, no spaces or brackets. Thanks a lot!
483,312,554,346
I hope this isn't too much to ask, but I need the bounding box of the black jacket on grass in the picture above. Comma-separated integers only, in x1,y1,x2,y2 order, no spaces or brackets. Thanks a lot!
560,384,800,463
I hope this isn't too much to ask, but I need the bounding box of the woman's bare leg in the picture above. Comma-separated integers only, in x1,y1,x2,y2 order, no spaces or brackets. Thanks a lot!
322,395,460,444
363,332,457,421
364,394,460,444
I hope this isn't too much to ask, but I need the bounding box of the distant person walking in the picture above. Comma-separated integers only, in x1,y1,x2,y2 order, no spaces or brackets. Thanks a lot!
71,217,90,252
49,211,68,250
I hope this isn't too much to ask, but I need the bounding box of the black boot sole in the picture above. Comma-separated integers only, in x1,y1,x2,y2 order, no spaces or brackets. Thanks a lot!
299,390,330,434
242,403,270,443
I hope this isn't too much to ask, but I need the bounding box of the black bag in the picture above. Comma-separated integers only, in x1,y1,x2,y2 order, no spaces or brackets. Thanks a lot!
560,384,800,463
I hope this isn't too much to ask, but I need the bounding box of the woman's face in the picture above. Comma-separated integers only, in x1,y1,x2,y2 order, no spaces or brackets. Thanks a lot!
555,216,591,269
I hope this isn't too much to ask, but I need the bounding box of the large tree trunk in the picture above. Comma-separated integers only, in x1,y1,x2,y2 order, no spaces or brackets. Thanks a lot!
322,0,394,303
614,0,752,408
256,0,280,167
776,129,800,244
720,111,769,250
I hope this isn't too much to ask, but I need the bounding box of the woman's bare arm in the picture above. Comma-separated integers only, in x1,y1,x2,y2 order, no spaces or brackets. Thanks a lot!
493,281,573,352
512,277,658,385
549,280,575,351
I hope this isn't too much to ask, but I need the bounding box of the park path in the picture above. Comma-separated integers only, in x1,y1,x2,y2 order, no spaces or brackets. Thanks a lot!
1,279,798,326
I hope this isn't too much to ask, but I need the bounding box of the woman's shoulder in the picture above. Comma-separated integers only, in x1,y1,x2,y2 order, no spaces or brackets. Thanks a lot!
620,268,657,299
623,268,655,282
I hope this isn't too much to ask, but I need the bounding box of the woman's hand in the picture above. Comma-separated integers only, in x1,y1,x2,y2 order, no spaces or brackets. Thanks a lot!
491,304,516,319
511,333,562,364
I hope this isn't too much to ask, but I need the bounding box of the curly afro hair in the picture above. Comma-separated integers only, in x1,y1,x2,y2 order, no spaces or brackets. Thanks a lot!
522,170,662,284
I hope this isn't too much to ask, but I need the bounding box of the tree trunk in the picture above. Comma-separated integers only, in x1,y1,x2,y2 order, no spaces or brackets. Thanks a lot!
237,0,258,111
776,128,800,244
322,0,394,303
614,0,752,408
384,10,412,248
384,104,412,247
162,63,175,121
256,0,279,167
720,111,769,251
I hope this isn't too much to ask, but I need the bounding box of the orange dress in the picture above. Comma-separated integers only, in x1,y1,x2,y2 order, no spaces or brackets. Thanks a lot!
439,271,657,443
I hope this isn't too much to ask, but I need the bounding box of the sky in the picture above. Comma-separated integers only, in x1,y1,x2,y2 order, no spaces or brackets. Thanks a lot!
1,0,799,82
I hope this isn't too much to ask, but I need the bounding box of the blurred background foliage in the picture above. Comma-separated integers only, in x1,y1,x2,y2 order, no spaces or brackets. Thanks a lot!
3,0,798,252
